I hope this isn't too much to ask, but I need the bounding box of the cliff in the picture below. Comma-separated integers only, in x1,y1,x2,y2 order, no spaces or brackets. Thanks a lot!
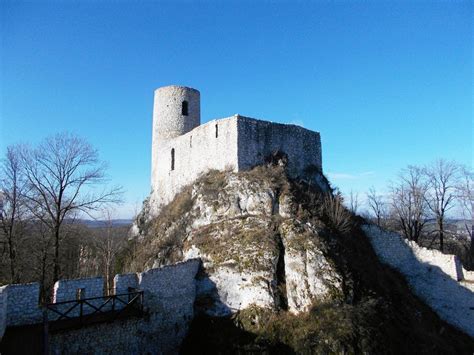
126,163,474,353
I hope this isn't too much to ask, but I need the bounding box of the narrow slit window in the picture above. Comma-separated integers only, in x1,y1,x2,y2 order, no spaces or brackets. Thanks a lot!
171,148,175,171
76,288,85,300
215,124,218,138
190,136,192,148
182,101,188,116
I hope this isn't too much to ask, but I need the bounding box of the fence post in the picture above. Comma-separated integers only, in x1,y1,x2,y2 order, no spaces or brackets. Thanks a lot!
42,309,49,355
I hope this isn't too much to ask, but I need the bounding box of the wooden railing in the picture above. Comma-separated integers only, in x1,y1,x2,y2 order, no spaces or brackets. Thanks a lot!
44,289,144,322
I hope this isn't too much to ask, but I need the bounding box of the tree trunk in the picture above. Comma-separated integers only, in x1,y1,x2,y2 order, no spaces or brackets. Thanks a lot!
53,226,60,282
8,236,16,283
470,224,474,269
439,217,444,252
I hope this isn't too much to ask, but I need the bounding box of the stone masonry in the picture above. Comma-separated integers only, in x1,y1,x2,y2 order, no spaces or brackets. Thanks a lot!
363,224,474,338
0,259,201,354
150,85,322,214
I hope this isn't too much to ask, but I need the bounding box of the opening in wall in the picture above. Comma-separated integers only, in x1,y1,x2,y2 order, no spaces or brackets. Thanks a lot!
182,101,189,116
215,124,218,138
190,136,192,148
76,288,85,300
171,148,175,171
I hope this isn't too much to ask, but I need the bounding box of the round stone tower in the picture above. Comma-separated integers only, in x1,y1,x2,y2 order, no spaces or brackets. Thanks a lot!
152,85,201,141
151,85,201,197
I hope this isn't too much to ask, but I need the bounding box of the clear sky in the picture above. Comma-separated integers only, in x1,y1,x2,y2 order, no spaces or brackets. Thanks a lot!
1,1,472,218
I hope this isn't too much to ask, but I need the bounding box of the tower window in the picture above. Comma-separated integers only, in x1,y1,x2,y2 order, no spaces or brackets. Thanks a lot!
215,124,218,138
171,148,175,171
182,101,188,116
190,136,192,148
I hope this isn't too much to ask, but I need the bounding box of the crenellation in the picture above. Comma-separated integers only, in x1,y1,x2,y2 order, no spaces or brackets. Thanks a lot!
53,276,104,303
4,283,42,327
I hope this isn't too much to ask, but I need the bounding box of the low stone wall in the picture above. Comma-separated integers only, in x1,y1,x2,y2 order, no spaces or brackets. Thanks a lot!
0,286,7,339
363,224,474,338
114,273,139,294
49,259,201,354
5,283,42,327
53,277,104,303
1,259,201,352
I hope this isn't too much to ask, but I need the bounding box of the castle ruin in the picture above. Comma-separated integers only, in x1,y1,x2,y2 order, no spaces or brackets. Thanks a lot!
150,85,323,213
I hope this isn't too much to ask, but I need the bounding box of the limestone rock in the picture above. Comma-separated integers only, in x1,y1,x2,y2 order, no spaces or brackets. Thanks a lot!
132,167,343,316
279,220,342,313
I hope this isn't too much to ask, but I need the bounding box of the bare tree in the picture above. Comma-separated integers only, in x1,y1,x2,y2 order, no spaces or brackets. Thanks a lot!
423,159,460,252
457,166,473,264
348,190,359,215
20,132,122,282
30,220,54,301
366,187,386,227
0,145,28,283
96,209,125,293
390,165,428,243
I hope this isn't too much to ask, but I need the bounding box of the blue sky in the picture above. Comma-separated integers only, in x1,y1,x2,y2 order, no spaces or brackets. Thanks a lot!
1,1,472,218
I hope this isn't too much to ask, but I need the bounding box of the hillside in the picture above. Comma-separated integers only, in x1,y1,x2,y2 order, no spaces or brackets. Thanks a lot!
124,163,474,353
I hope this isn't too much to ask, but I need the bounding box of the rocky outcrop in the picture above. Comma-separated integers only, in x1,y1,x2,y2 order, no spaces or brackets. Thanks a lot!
129,166,341,315
127,165,474,353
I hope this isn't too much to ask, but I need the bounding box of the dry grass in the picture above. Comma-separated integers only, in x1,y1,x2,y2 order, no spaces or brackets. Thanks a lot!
319,193,355,235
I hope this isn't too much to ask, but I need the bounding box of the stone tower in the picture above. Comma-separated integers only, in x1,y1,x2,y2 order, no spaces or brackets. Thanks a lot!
152,85,201,140
151,85,200,188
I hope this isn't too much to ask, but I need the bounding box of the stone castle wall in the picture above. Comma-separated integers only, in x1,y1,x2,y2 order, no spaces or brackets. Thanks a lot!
150,116,239,213
150,115,322,213
237,116,322,177
0,259,201,353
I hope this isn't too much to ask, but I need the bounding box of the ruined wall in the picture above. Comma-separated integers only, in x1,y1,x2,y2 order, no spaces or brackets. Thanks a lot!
150,116,239,213
49,259,201,354
237,116,322,177
0,286,7,339
4,283,42,327
363,224,474,337
53,277,104,302
114,273,139,294
363,225,464,281
150,115,322,214
1,260,200,353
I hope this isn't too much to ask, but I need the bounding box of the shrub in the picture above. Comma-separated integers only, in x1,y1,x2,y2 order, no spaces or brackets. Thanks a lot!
319,193,354,235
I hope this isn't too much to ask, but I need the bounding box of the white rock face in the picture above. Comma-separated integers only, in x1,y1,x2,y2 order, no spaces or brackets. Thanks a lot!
133,162,350,319
280,220,341,313
138,169,341,315
363,224,474,338
145,169,342,316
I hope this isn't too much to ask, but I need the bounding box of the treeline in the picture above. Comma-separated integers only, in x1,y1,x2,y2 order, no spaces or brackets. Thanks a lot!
352,160,473,268
0,132,124,300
